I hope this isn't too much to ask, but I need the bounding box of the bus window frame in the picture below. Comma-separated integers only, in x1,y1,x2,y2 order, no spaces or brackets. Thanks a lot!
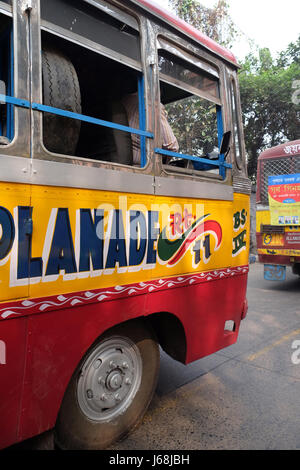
40,1,142,73
229,77,243,171
0,2,31,161
0,1,239,188
30,0,154,171
154,37,232,180
0,21,14,140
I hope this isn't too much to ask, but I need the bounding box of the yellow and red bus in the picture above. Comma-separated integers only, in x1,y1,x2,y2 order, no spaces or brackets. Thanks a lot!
256,140,300,281
0,0,250,449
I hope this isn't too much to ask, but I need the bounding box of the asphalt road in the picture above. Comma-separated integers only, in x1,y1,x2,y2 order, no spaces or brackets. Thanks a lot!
8,261,300,451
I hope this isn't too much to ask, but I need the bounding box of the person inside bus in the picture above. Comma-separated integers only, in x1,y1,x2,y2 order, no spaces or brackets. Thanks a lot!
108,73,178,165
121,91,179,165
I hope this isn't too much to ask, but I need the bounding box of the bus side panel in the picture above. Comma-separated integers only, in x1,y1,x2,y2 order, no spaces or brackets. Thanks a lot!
17,269,248,443
148,272,248,363
0,318,27,449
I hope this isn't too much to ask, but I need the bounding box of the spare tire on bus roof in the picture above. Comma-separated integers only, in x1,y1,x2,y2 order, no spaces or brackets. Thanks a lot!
42,47,81,156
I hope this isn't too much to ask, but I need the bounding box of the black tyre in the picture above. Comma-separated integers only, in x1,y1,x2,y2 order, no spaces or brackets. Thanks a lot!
292,263,300,276
54,320,159,450
42,47,81,155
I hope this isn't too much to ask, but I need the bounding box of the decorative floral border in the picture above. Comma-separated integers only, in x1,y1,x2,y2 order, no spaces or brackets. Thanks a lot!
0,265,249,320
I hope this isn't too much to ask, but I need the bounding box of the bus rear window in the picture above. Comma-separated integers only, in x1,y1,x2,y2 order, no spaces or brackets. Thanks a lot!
157,50,224,175
161,83,219,163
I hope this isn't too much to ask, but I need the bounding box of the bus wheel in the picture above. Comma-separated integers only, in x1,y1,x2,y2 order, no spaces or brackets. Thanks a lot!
54,320,159,450
42,47,81,156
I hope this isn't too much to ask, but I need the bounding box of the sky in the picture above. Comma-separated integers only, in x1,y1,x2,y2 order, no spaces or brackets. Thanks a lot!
157,0,300,60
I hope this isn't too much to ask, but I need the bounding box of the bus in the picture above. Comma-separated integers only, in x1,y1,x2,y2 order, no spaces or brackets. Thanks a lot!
0,0,250,450
256,140,300,281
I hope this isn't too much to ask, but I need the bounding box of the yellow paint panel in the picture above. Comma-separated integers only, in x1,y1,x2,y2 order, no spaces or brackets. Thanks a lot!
258,248,300,256
0,183,31,301
0,183,250,302
262,233,284,246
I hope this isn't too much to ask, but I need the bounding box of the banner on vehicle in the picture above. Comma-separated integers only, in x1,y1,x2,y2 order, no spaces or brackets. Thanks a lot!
268,174,300,225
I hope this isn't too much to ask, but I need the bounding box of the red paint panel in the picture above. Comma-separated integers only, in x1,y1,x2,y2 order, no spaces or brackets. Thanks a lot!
148,273,248,363
285,232,300,249
258,254,300,266
0,267,248,321
18,271,248,443
0,318,27,449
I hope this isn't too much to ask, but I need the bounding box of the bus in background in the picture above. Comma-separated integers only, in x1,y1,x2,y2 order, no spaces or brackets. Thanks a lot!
256,140,300,281
0,0,250,449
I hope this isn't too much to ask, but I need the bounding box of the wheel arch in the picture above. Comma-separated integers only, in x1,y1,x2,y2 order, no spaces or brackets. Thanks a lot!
146,311,187,364
67,311,187,371
90,312,188,365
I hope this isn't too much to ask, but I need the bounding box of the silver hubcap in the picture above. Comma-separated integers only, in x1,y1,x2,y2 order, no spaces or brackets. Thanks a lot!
77,336,142,422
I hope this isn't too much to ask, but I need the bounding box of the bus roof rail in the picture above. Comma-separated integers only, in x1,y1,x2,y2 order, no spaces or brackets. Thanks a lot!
131,0,239,66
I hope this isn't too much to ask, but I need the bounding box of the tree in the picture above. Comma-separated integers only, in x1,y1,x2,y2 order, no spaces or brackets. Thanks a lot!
168,0,238,47
166,95,219,156
239,39,300,179
277,35,300,67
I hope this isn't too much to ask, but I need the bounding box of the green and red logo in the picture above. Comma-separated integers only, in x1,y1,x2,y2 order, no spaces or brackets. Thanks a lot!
157,213,222,267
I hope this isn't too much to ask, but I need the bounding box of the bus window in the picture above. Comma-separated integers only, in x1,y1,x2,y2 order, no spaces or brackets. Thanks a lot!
156,48,227,177
0,13,13,144
39,0,149,167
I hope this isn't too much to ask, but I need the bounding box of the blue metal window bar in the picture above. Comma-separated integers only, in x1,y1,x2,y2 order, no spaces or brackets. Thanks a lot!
0,75,152,167
154,105,232,179
1,74,231,177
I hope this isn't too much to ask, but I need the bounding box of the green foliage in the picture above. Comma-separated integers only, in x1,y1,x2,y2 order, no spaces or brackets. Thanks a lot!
168,0,238,47
239,38,300,178
277,35,300,67
165,96,218,156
